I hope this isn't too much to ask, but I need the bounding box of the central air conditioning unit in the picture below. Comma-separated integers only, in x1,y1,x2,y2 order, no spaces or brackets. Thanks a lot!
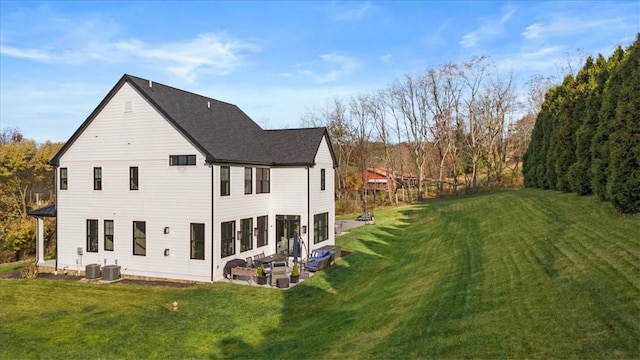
85,264,101,279
102,265,121,281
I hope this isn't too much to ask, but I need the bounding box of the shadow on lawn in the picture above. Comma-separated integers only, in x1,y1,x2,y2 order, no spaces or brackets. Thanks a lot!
216,200,488,358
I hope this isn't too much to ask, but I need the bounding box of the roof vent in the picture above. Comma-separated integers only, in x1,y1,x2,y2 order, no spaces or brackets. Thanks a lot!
207,101,210,109
149,80,153,88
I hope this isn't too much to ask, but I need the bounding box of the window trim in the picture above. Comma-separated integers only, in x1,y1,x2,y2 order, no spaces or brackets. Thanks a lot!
93,167,102,190
220,166,230,197
244,167,252,195
104,220,114,251
130,166,139,190
314,212,329,244
190,223,205,260
220,220,236,258
256,168,270,194
133,221,146,256
87,219,98,253
169,155,196,166
60,168,68,190
240,218,253,252
257,215,268,247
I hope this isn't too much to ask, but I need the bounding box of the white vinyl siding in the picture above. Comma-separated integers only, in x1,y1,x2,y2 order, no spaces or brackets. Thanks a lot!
56,82,212,282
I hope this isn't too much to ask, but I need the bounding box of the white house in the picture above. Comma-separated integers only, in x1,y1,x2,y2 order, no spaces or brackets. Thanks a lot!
50,74,336,282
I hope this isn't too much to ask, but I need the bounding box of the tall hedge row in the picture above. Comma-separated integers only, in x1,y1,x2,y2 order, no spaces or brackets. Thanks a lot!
523,34,640,213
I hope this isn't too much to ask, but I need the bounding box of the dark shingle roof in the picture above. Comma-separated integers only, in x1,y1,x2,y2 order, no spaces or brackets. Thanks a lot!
52,74,337,167
28,204,56,217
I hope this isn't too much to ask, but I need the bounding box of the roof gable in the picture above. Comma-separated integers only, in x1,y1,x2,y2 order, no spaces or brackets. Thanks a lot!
52,74,335,167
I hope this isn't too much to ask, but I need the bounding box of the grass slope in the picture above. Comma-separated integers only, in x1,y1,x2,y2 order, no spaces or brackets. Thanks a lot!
1,189,638,359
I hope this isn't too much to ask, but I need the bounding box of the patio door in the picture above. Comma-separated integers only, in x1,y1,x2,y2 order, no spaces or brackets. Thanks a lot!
276,215,300,255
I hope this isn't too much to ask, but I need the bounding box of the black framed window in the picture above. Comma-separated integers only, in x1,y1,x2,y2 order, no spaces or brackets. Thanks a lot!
169,155,196,166
93,167,102,190
87,219,98,252
314,212,329,244
257,215,268,247
190,223,205,260
60,168,68,190
220,166,230,196
221,221,235,258
240,218,253,252
244,167,252,195
321,168,326,191
133,221,146,256
130,167,139,190
256,168,270,194
104,220,114,251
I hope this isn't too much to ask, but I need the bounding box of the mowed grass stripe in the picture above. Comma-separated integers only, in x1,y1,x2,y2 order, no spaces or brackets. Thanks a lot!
1,189,638,359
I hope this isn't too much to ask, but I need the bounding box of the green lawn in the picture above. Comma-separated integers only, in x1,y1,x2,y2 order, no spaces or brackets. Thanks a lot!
1,189,638,359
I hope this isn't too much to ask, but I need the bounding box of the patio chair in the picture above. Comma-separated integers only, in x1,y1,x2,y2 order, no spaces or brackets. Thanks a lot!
306,250,334,272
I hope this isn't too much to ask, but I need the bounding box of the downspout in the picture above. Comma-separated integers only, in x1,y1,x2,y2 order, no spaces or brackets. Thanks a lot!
210,162,215,282
306,166,310,260
52,162,59,272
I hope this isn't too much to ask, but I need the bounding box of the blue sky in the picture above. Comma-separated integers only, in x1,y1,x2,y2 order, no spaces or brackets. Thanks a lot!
1,1,638,143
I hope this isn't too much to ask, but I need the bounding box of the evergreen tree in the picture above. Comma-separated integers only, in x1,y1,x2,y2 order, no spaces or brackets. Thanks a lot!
553,75,578,192
568,56,605,195
607,35,640,213
591,46,626,200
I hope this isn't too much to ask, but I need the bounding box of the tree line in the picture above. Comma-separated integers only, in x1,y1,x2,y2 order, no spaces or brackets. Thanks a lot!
523,34,639,213
302,56,552,212
0,128,63,262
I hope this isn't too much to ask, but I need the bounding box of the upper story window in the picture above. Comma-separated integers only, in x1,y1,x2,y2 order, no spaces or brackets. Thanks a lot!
220,166,230,196
321,168,326,191
93,167,102,190
244,167,252,195
60,168,68,190
256,168,270,194
169,155,196,166
130,167,139,190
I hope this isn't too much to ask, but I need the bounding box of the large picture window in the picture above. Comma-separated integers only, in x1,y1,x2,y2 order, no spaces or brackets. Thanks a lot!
130,167,139,190
314,212,329,244
87,219,98,252
133,221,146,256
190,223,205,260
60,168,68,190
221,221,235,258
93,167,102,190
256,168,270,194
169,155,196,166
240,218,253,252
244,167,252,194
104,220,114,251
220,166,230,196
257,215,268,247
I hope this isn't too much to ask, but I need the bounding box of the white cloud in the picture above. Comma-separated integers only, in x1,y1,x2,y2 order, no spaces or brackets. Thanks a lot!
460,5,516,48
0,46,53,61
332,2,374,22
380,54,393,64
522,15,622,40
297,53,360,84
1,26,259,82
